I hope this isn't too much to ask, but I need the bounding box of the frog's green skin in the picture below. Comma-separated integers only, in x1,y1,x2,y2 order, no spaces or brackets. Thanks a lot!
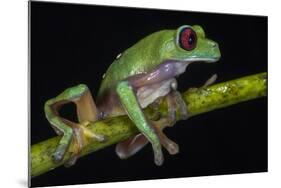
44,25,221,167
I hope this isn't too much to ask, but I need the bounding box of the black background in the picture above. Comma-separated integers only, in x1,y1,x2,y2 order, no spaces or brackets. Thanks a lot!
30,1,267,187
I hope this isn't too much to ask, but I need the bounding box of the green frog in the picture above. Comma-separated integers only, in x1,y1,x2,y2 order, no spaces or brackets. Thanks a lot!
44,25,221,167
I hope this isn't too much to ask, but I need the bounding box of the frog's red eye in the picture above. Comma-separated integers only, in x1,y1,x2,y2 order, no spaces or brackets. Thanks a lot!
179,27,197,51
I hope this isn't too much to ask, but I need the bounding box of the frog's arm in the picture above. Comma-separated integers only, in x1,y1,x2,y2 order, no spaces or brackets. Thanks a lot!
44,84,104,166
116,81,164,165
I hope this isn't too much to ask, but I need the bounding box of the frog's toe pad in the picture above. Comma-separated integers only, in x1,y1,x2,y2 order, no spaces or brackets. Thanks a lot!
154,151,164,166
81,126,106,142
52,151,64,163
94,134,106,142
166,142,179,155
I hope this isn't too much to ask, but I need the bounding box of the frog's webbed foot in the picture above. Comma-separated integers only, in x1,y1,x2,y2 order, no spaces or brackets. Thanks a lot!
44,84,105,167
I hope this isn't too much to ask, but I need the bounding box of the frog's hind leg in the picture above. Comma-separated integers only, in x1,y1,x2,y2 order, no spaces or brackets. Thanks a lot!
44,84,105,167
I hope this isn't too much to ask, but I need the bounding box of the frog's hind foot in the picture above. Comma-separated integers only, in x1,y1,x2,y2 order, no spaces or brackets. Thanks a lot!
63,121,105,167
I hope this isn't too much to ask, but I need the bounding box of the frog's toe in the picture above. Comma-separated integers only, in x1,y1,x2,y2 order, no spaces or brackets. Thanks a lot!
94,134,106,142
167,91,188,122
52,150,65,163
152,118,180,156
167,107,176,125
158,129,179,155
52,137,73,163
173,91,188,120
154,149,164,166
165,141,179,155
81,125,106,142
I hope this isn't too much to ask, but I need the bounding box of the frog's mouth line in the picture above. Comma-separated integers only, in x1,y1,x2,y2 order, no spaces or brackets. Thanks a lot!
175,57,219,88
172,57,219,77
183,57,220,63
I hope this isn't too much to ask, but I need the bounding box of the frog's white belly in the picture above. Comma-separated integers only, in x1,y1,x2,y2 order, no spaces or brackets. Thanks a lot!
136,78,175,108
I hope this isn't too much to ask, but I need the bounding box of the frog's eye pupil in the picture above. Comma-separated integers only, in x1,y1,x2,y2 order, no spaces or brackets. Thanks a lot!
188,34,195,45
179,27,197,51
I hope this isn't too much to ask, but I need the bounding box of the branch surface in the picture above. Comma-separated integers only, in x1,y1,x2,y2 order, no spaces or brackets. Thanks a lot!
31,72,267,178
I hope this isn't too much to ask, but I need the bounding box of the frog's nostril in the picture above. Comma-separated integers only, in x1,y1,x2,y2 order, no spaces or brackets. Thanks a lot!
212,43,218,48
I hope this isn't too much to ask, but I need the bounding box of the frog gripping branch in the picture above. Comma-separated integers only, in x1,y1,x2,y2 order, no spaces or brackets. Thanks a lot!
44,25,221,166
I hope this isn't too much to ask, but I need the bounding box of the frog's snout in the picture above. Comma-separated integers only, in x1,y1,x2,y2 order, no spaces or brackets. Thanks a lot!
210,41,221,61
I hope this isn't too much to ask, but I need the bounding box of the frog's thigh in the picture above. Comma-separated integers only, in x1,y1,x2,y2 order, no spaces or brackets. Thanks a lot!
74,85,100,122
115,134,149,159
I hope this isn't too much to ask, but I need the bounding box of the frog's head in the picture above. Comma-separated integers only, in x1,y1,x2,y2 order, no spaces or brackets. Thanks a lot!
160,25,221,64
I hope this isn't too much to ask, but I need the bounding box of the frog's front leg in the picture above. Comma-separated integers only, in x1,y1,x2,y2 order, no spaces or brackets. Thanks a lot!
44,84,105,167
152,89,188,155
115,82,188,160
116,81,164,166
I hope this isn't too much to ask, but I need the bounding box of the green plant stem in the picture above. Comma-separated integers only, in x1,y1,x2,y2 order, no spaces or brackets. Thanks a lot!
31,72,267,178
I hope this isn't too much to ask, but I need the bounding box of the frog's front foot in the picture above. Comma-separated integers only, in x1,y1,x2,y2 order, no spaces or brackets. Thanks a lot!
152,118,179,155
152,89,190,156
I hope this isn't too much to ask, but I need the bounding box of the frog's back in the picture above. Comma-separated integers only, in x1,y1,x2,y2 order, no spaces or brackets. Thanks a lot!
97,29,172,99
